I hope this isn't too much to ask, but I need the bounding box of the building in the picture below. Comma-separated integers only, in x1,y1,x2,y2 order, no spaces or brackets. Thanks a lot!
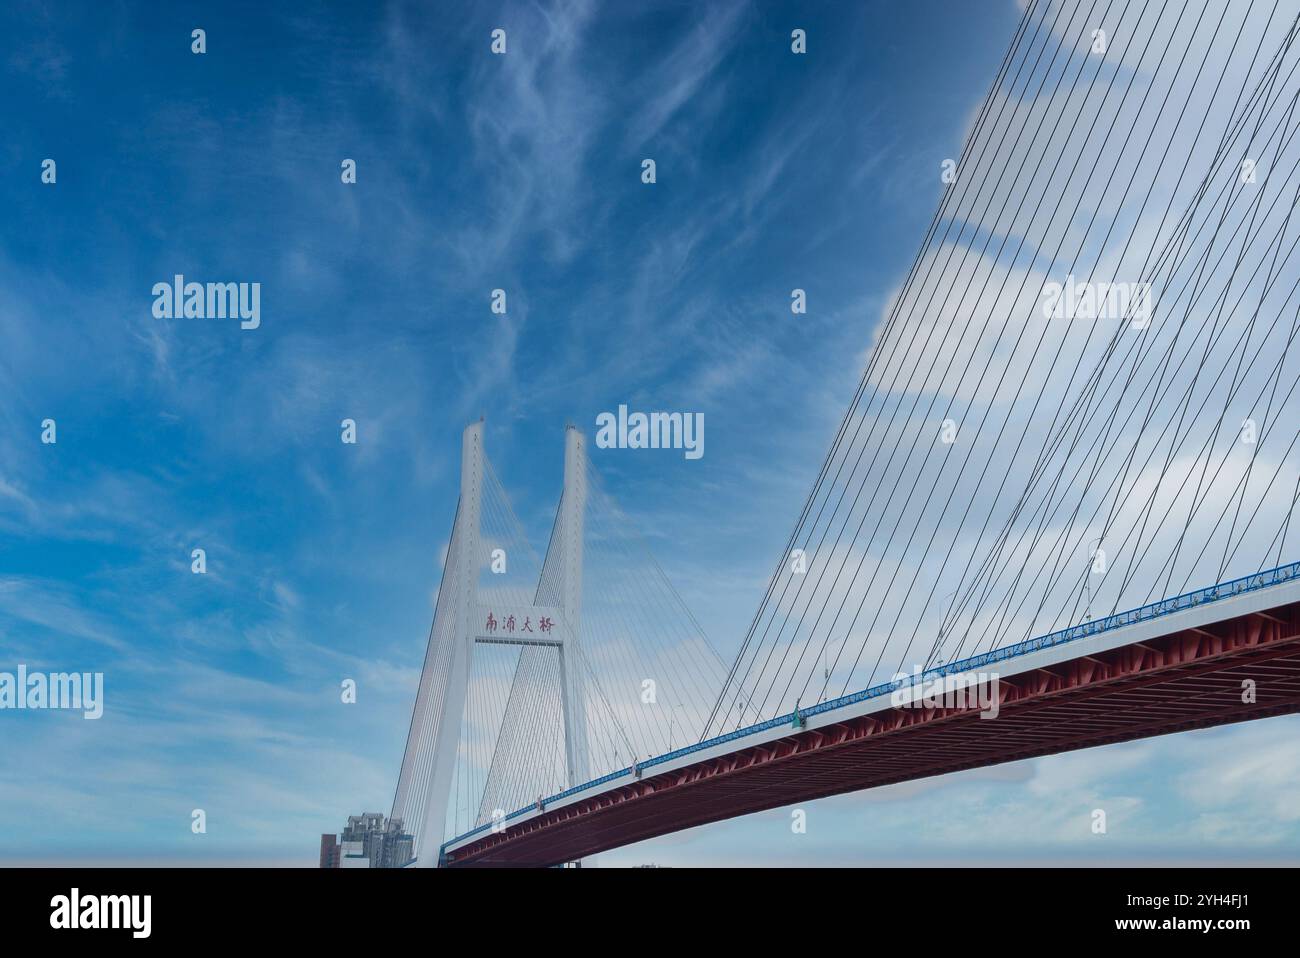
319,813,414,868
318,833,340,868
338,840,369,868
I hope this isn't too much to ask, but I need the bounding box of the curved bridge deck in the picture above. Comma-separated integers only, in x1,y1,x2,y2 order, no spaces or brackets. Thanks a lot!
442,565,1300,867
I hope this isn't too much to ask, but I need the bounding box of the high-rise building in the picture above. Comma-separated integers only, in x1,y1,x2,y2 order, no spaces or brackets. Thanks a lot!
319,813,415,868
319,833,340,868
380,825,414,869
338,840,369,868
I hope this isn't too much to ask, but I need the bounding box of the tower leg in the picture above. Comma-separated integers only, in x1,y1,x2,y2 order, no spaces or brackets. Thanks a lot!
416,422,482,866
559,426,590,788
558,426,592,865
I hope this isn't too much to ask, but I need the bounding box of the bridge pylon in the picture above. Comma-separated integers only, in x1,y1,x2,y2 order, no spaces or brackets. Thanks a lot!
411,421,590,867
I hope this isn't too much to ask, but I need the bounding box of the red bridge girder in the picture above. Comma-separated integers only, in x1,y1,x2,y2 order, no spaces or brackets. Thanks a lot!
445,600,1300,867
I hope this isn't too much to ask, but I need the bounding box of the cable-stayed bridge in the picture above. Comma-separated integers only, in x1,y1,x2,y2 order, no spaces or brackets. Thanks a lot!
390,423,732,864
394,0,1300,866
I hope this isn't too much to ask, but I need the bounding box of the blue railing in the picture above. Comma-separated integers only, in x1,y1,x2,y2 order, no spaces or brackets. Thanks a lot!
442,559,1300,853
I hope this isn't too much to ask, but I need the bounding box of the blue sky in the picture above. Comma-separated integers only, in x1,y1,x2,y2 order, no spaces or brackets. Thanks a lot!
3,0,1298,866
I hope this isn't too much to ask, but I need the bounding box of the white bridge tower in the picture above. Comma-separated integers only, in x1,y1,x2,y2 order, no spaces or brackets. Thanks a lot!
408,421,591,866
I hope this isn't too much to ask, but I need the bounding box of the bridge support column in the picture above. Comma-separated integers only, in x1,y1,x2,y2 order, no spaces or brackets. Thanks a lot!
415,422,482,867
558,426,594,867
559,425,591,792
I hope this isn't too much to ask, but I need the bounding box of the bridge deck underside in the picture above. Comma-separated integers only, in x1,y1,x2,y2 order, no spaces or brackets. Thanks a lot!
445,601,1300,866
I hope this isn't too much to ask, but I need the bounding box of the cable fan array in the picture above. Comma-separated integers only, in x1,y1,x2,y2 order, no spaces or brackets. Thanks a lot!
707,0,1300,738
